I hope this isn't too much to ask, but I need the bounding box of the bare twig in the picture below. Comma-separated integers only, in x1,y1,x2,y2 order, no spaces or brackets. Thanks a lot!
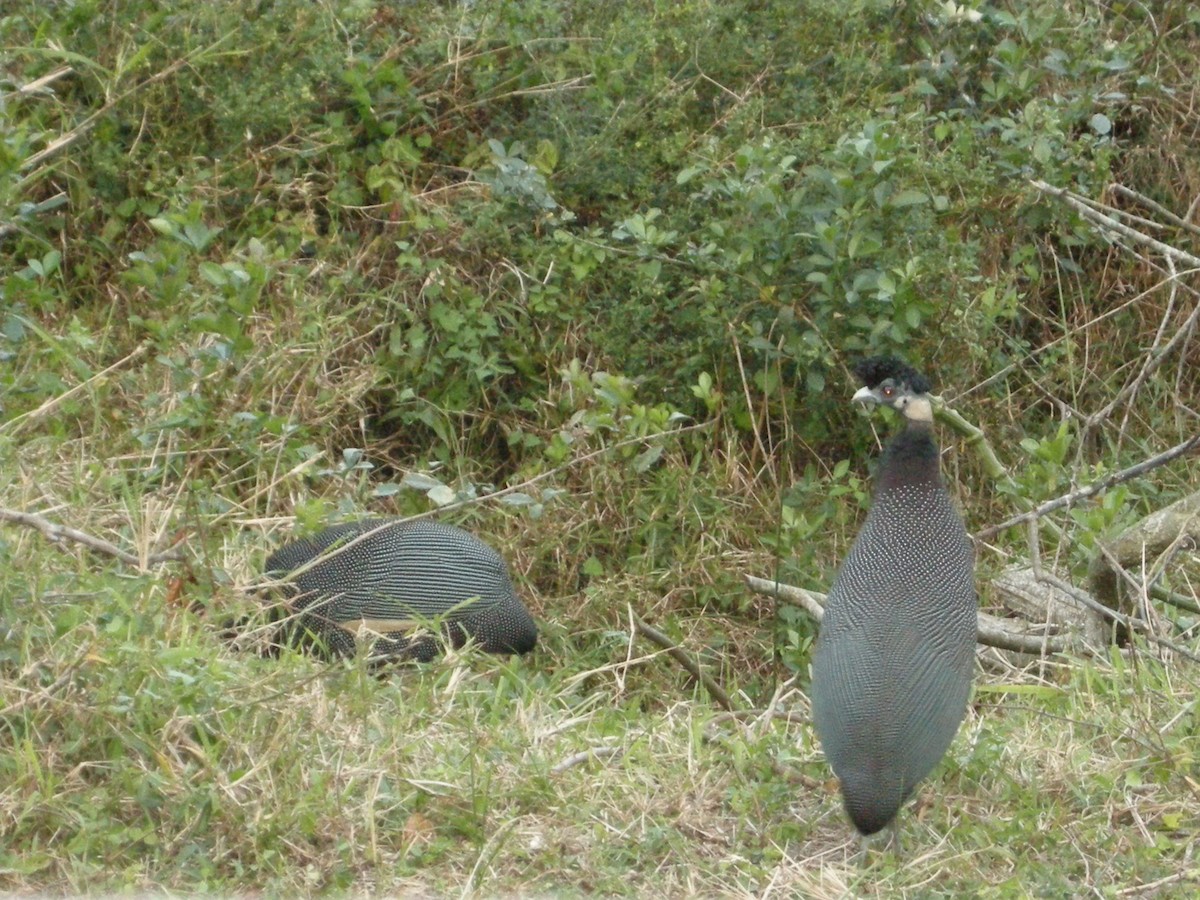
1025,519,1200,663
550,746,621,774
706,708,807,726
267,422,712,585
0,507,184,567
1031,180,1200,270
1088,489,1200,613
976,434,1200,541
729,325,778,490
0,342,149,437
631,614,735,712
1083,259,1200,439
15,37,234,191
744,575,826,623
1110,183,1200,239
1113,870,1200,898
1032,566,1200,664
6,66,75,98
1,660,85,715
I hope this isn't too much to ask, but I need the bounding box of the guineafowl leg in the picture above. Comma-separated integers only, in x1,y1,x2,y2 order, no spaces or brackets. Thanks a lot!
854,819,904,865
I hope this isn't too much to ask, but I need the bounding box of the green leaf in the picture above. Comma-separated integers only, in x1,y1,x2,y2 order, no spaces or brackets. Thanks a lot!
499,492,536,506
1089,113,1112,135
427,484,457,506
147,217,175,236
1033,137,1053,164
889,189,929,208
402,473,444,491
198,262,227,286
532,139,559,175
633,444,664,473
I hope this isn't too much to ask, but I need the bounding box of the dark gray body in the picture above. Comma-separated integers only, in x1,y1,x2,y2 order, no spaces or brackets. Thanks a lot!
810,428,976,835
265,519,537,660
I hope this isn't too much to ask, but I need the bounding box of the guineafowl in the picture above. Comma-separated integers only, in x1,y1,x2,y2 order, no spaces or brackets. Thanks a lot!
264,519,538,661
810,356,976,844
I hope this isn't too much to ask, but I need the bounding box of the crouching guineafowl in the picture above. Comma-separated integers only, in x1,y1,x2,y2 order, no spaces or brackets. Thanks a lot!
263,519,538,661
810,357,977,848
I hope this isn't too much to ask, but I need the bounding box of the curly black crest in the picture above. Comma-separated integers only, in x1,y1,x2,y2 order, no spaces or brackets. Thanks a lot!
852,356,932,394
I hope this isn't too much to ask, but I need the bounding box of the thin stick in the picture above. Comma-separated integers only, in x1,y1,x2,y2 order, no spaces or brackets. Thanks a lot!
0,342,149,436
8,66,75,97
706,708,807,726
1110,183,1200,239
15,39,231,190
1031,180,1200,270
0,659,85,715
550,746,621,774
1084,258,1200,439
976,434,1200,540
631,614,735,712
268,422,712,585
0,507,183,567
1032,567,1200,664
744,575,826,623
729,324,778,489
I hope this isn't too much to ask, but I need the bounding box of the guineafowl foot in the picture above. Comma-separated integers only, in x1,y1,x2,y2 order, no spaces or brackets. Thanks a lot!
855,820,903,865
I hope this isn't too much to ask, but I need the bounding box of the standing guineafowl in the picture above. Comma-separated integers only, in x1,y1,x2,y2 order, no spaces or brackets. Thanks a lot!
810,356,976,845
264,519,538,661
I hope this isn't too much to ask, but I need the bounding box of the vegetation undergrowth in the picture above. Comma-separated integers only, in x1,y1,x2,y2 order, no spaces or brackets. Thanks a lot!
2,0,1199,894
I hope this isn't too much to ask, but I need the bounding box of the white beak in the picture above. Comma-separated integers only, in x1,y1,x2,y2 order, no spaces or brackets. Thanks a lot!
852,385,877,405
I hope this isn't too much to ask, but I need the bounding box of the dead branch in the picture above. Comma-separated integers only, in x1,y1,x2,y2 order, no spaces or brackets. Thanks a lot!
976,434,1200,541
1032,565,1200,665
6,66,75,98
743,574,1072,656
15,43,226,192
1085,259,1200,439
1088,489,1200,615
993,566,1107,650
1031,180,1200,270
1110,183,1200,239
631,614,735,712
1023,518,1200,664
0,507,184,568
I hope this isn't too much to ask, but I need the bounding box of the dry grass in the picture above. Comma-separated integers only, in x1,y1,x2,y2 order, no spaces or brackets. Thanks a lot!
2,337,1199,895
4,0,1200,894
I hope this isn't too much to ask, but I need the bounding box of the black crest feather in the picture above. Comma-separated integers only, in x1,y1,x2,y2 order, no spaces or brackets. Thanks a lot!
852,356,932,394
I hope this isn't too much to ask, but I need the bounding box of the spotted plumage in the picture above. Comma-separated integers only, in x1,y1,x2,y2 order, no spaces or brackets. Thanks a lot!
265,519,537,660
810,357,976,838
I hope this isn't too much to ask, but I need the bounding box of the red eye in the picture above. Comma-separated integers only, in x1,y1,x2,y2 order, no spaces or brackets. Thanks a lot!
882,386,894,397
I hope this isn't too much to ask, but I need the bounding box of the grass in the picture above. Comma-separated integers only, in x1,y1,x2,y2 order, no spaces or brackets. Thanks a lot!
3,416,1199,895
3,0,1200,894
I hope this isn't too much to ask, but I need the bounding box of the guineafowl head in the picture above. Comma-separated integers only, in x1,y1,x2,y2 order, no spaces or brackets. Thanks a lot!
851,356,933,423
